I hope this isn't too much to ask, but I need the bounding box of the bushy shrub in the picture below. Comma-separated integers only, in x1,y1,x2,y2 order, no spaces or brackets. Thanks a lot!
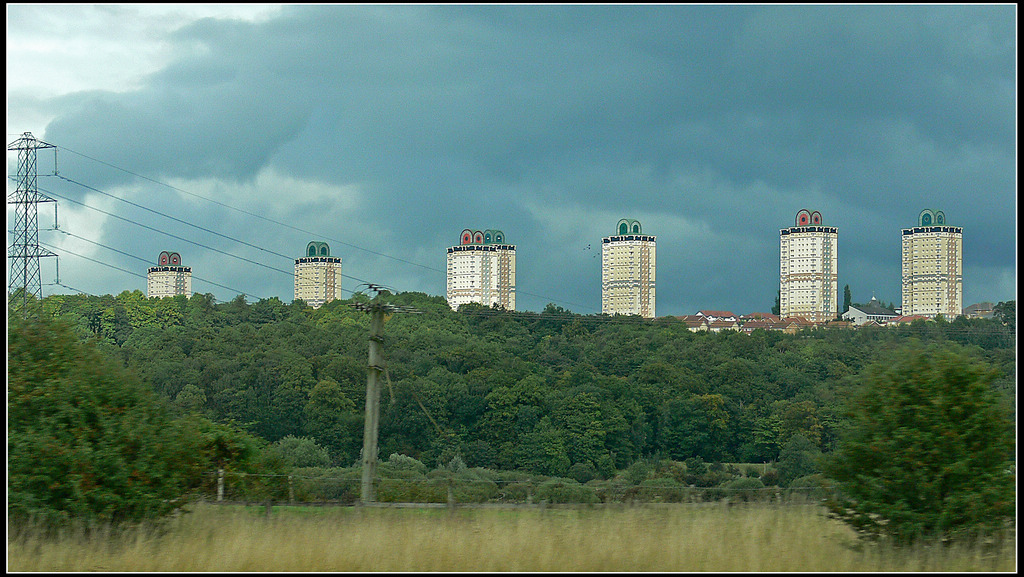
685,456,708,476
584,479,620,503
694,470,732,488
377,477,444,503
377,454,430,481
639,477,687,502
497,481,533,503
384,453,428,475
289,467,361,503
535,478,599,504
288,467,364,504
626,460,650,485
760,469,781,487
594,453,617,480
683,456,709,485
440,454,467,473
567,461,598,484
422,467,502,503
787,474,836,501
721,477,766,502
270,436,331,468
451,476,499,503
664,461,689,484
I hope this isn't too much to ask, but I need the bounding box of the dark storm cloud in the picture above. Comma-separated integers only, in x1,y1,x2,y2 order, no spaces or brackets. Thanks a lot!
27,4,1016,313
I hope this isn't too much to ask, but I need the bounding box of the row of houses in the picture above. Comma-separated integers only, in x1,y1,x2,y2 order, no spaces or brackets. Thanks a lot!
672,302,994,335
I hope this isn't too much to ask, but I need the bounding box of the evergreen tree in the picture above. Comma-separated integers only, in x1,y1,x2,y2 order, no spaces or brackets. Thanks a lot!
824,343,1015,545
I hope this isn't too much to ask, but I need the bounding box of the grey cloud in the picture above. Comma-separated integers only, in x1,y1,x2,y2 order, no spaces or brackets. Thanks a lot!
18,5,1015,313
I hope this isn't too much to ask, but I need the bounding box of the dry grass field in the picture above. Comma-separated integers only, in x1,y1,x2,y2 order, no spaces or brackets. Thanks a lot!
7,501,1015,572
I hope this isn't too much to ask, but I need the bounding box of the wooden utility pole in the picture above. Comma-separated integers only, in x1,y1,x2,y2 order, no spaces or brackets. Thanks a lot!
351,284,419,506
360,304,386,504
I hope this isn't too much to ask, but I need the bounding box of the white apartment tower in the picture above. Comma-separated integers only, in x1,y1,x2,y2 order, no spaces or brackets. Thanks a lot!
294,241,343,308
601,219,656,318
901,209,962,318
147,251,192,298
446,229,516,311
779,210,838,322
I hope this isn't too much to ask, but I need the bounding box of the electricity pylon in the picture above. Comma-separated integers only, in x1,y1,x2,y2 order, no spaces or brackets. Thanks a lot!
7,132,58,314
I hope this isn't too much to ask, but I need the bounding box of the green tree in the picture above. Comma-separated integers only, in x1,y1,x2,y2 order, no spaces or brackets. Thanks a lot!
512,417,570,477
776,433,821,487
771,290,780,316
8,313,207,528
552,391,606,468
174,383,208,414
657,393,729,461
843,284,852,314
993,300,1015,331
751,412,785,462
303,378,360,465
824,343,1015,545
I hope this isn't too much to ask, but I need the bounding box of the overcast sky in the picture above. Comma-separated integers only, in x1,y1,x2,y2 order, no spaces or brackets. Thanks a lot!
6,4,1017,316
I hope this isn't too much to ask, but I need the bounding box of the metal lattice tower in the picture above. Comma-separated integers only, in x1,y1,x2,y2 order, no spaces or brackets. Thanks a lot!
8,132,58,312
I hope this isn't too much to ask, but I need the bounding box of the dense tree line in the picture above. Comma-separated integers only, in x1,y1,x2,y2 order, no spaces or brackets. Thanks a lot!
27,290,1014,481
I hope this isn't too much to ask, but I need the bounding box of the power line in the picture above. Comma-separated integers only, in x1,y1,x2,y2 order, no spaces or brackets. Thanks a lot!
41,179,374,289
37,185,357,288
47,279,273,309
55,227,368,302
54,174,297,264
55,145,442,273
39,238,270,301
48,143,595,312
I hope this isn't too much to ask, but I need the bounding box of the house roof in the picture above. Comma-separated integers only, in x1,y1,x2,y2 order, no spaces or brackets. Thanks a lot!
740,319,776,331
675,315,708,327
781,316,815,325
741,312,780,322
889,314,932,324
708,319,739,328
848,297,896,317
696,310,737,319
963,302,995,317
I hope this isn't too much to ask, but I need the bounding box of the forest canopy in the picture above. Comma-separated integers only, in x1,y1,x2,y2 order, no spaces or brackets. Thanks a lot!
17,291,1014,480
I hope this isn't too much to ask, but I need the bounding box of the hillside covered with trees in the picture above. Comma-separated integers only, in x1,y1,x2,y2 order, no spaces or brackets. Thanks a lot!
26,290,1015,481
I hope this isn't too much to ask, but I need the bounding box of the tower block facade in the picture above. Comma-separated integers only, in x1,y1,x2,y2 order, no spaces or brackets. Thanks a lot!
601,219,656,318
779,210,838,322
147,251,192,298
294,241,343,308
901,209,962,318
446,229,516,311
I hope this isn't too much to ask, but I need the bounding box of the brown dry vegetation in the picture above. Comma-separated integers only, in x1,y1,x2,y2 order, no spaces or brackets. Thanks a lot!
7,502,1015,572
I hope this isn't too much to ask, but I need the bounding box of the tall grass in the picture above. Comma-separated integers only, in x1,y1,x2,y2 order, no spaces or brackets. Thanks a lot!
8,502,1015,572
